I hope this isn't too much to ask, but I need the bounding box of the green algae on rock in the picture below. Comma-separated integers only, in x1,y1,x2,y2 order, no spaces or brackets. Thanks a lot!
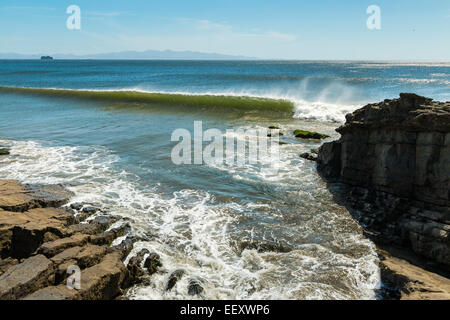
293,130,330,140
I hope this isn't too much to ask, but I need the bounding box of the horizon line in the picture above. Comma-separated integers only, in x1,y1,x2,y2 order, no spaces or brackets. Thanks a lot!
1,50,449,62
1,58,450,62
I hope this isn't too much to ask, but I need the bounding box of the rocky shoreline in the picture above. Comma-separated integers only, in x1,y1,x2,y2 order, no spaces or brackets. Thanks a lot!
0,180,160,300
1,93,449,300
317,93,450,299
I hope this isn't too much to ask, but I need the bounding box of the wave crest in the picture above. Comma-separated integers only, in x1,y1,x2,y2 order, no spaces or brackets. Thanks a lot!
0,86,294,117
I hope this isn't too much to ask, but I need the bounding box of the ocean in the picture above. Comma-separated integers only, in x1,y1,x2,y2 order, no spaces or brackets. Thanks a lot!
0,60,449,299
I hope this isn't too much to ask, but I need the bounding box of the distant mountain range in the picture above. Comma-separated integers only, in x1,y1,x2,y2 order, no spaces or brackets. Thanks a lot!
0,50,256,60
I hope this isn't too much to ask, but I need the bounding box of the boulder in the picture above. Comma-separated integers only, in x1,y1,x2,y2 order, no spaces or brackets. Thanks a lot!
294,129,329,140
299,152,317,162
110,236,136,260
165,269,185,291
187,276,204,296
143,252,162,275
126,249,150,283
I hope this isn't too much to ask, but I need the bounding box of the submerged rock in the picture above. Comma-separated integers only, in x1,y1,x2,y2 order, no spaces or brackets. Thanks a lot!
294,129,330,140
187,276,204,296
299,152,317,162
165,269,185,291
143,252,162,275
268,126,283,137
233,238,292,253
267,132,283,137
0,149,9,155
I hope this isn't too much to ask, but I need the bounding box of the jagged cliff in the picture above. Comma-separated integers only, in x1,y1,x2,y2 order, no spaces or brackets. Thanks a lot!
317,93,450,270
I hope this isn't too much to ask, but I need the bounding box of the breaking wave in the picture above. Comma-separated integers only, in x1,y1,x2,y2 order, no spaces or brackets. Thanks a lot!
0,85,362,122
0,86,294,117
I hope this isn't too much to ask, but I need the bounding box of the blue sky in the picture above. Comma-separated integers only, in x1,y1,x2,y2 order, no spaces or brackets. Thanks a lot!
0,0,449,59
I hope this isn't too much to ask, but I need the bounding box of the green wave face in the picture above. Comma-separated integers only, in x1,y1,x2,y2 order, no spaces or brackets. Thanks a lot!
0,86,294,118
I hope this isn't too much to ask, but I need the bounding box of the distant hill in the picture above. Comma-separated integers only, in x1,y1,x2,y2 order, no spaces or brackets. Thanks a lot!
0,50,256,60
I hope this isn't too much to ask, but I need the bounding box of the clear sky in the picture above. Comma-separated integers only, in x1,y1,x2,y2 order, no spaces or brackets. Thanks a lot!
1,0,449,60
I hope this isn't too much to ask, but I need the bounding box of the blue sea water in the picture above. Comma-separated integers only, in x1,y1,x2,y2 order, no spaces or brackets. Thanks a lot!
0,60,449,299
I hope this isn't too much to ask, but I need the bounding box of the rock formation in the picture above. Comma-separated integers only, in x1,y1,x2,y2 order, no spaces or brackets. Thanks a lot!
317,93,450,299
0,180,148,300
377,248,450,300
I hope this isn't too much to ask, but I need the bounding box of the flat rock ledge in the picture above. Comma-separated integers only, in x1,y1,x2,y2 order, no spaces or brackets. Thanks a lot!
376,246,450,300
0,180,145,300
316,93,450,299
